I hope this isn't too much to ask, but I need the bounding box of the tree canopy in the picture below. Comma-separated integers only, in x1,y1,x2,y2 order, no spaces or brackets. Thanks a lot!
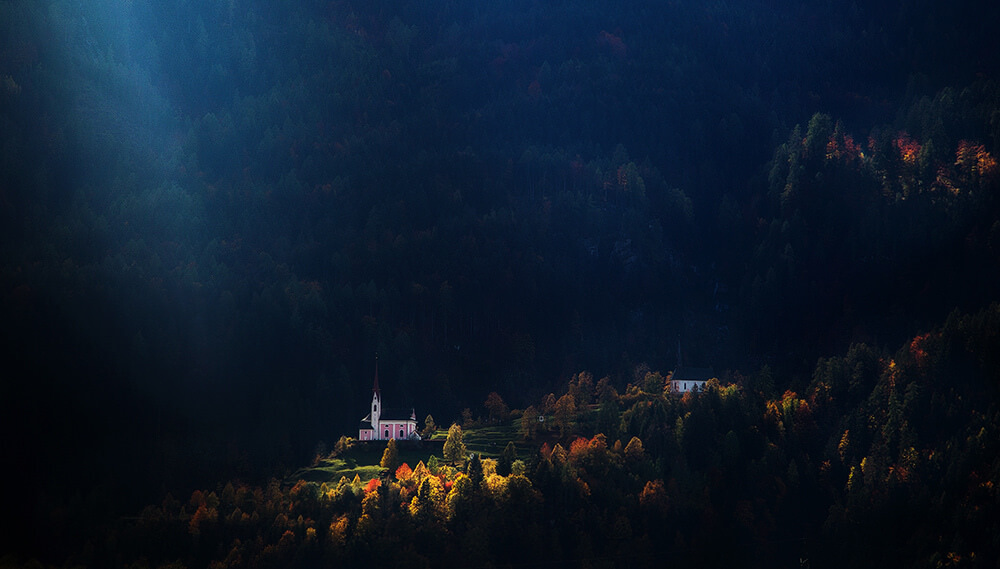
443,424,467,466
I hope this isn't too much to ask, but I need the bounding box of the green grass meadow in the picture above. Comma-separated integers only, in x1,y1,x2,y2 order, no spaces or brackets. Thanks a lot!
292,419,556,483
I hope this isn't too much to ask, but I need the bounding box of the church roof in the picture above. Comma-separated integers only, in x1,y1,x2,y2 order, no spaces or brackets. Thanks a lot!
378,408,417,422
359,420,374,430
673,342,714,381
672,366,714,381
360,410,417,423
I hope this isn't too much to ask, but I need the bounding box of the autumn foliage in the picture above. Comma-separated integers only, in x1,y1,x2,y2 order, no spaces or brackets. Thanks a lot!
53,305,1000,568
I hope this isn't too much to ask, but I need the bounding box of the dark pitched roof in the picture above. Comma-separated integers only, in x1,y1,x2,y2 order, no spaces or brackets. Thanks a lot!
360,410,416,424
378,408,416,422
672,366,715,381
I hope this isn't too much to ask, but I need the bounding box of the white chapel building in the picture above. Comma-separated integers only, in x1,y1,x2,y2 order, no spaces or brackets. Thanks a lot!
669,341,715,394
358,361,420,441
669,366,715,394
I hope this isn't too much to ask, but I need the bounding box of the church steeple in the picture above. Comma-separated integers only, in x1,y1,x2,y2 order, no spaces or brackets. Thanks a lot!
370,355,381,430
358,354,421,442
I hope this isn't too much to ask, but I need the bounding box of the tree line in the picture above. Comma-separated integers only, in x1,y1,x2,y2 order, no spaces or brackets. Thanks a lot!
7,304,993,568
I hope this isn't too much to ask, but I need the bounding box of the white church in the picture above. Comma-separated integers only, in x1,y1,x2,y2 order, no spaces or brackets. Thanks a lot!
669,341,715,394
669,366,714,393
358,361,420,441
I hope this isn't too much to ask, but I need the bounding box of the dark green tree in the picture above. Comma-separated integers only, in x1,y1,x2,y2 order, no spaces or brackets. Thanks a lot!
497,441,517,476
466,452,483,487
597,396,621,438
569,371,594,407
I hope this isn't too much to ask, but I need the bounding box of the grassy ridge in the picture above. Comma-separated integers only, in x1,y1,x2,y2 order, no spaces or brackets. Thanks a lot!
425,423,534,457
290,457,383,483
294,420,553,483
291,439,446,483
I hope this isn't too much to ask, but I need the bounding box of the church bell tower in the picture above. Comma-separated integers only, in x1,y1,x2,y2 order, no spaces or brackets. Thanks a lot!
370,357,381,435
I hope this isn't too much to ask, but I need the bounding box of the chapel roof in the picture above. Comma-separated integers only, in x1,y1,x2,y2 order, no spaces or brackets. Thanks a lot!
377,408,417,422
672,366,715,381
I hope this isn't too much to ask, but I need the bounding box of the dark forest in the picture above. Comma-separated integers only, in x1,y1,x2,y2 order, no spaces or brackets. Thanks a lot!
2,0,999,567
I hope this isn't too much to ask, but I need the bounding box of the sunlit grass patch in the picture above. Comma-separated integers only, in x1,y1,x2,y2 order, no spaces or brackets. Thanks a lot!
291,440,445,483
427,422,538,458
292,458,384,483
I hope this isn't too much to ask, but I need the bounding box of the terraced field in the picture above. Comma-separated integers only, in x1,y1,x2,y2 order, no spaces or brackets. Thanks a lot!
426,423,540,459
290,419,551,483
290,456,384,483
289,439,446,483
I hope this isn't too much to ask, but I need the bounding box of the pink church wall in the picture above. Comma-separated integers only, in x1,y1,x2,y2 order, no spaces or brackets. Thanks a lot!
359,421,417,441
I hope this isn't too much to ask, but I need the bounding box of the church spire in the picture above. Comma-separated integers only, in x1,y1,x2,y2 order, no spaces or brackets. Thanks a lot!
370,354,382,432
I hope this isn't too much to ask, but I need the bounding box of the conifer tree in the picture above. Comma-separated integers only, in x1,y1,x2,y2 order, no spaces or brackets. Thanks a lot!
521,405,540,440
380,438,399,472
467,452,483,486
497,441,517,476
554,394,576,437
443,423,467,465
422,414,437,437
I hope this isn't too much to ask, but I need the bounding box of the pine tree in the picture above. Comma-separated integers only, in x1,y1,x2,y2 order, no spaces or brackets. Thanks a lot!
497,441,517,476
422,414,437,437
554,394,576,437
443,423,467,465
521,405,540,440
467,453,483,486
380,439,399,472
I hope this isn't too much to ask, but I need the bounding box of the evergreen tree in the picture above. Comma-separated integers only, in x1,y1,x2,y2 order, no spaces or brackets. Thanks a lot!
521,405,540,440
554,394,576,437
466,453,483,487
423,414,437,437
597,396,621,438
380,439,399,472
443,423,467,465
497,441,517,476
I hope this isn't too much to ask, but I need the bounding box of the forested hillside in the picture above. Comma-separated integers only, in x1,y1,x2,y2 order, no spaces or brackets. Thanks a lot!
1,0,999,564
34,305,1000,568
